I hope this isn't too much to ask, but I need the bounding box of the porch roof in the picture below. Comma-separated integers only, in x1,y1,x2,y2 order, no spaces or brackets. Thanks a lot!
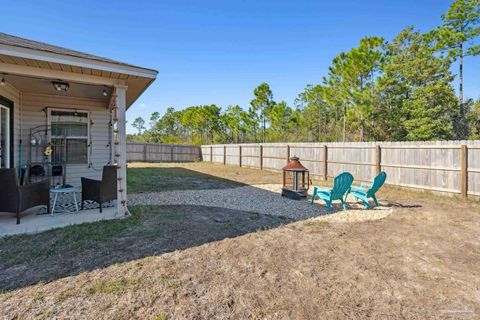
0,32,158,107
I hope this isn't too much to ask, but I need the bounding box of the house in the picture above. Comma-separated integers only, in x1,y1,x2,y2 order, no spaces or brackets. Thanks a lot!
0,32,157,216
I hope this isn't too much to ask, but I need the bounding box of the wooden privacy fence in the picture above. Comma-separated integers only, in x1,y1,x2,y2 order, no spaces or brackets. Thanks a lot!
127,143,202,162
201,141,480,198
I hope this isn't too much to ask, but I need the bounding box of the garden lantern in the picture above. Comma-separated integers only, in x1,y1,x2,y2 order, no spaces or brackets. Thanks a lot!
282,156,309,200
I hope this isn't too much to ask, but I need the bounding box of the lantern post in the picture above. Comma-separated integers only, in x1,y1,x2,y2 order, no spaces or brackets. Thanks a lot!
281,156,310,200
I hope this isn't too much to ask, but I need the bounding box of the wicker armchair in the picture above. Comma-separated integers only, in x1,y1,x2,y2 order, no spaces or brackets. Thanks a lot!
0,168,50,224
81,165,117,212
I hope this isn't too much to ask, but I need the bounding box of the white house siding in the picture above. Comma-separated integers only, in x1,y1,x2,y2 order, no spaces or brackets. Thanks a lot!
19,92,111,187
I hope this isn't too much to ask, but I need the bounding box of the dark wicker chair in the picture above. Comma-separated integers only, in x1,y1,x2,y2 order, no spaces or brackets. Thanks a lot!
81,165,117,212
0,168,50,224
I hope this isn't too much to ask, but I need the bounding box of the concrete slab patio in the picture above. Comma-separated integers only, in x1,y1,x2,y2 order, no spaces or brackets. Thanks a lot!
0,206,120,237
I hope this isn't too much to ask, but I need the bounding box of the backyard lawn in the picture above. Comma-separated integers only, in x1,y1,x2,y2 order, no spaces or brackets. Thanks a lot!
1,162,479,319
126,162,282,192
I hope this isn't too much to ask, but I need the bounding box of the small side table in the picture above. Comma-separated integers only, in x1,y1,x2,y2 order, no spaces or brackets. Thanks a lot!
50,186,80,215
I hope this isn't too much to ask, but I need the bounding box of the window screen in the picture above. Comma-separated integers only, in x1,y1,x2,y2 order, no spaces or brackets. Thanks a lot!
50,110,89,164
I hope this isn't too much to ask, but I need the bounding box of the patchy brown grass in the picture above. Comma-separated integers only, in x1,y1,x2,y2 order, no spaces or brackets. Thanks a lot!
128,161,283,186
0,205,288,291
1,162,480,319
127,164,248,193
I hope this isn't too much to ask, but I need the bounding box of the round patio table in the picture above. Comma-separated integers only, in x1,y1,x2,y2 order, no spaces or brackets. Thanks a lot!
50,186,80,215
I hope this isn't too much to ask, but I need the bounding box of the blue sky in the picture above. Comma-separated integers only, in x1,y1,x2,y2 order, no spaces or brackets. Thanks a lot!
3,1,479,133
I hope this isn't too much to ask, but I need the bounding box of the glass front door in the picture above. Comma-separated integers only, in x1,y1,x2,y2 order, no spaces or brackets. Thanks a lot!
0,104,10,168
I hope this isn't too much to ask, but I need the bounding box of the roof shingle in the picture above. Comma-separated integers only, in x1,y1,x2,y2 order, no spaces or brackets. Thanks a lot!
0,32,157,73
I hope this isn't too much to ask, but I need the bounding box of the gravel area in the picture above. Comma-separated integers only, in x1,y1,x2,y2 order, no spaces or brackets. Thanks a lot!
129,184,392,222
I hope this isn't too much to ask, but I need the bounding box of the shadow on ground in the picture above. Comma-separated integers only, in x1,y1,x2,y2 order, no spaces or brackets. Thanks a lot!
343,200,422,211
378,201,422,209
0,204,292,292
1,165,421,292
127,167,246,193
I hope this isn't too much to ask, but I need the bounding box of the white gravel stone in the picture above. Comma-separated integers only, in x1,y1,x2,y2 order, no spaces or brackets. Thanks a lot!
129,184,392,222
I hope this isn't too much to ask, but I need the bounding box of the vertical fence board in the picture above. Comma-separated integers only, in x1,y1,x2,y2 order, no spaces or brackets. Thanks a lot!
127,143,201,162
239,145,242,167
461,145,468,197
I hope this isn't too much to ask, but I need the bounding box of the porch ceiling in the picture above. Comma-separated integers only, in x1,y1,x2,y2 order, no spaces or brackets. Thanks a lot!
0,57,153,108
5,73,112,101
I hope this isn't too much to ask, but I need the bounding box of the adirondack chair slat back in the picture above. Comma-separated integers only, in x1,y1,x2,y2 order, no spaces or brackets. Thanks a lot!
367,172,387,197
331,172,354,200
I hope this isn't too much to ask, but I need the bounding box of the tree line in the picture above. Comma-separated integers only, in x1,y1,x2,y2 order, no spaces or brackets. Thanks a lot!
129,0,480,145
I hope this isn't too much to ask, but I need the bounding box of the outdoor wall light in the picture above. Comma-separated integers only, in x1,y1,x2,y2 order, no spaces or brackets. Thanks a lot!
102,89,108,96
0,76,5,86
52,81,69,92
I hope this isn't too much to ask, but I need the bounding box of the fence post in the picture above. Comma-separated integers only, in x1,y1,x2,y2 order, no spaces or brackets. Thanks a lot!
323,145,328,181
210,146,213,162
376,145,381,175
170,145,174,162
461,144,468,197
286,145,290,163
223,145,227,165
143,144,147,162
260,145,263,170
239,145,242,167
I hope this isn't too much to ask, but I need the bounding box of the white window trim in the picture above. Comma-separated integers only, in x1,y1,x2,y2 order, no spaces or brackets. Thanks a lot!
47,107,90,165
0,104,10,168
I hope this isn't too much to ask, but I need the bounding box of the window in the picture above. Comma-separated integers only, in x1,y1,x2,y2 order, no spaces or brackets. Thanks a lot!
49,110,89,164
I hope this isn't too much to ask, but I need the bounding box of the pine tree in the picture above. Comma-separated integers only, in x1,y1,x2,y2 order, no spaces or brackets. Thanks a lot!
379,27,458,141
434,0,480,137
250,83,275,142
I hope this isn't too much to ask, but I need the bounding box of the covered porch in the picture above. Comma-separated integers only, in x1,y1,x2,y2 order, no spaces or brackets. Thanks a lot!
0,32,157,230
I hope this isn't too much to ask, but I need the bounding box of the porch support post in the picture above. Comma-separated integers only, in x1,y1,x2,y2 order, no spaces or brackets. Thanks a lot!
114,85,129,216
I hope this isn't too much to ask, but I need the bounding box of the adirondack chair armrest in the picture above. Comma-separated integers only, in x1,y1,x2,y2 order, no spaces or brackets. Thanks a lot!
315,189,332,200
351,183,370,192
318,189,331,195
350,188,367,196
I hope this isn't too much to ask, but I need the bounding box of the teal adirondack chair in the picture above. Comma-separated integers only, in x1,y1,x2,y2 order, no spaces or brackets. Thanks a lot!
350,172,387,209
310,172,354,211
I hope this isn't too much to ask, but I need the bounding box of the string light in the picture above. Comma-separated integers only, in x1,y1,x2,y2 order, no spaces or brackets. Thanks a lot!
110,88,130,216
